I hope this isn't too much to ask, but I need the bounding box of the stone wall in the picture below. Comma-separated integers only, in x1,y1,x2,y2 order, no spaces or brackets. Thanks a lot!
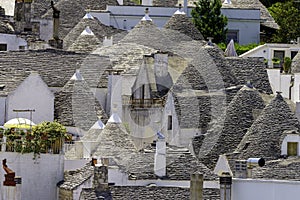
58,189,73,200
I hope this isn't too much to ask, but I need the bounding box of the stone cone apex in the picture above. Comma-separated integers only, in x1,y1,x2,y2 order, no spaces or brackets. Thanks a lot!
90,119,105,130
174,4,185,15
213,155,233,176
164,11,204,40
108,113,122,123
223,0,231,4
83,12,94,19
81,26,94,35
224,39,238,57
71,69,84,80
141,8,152,21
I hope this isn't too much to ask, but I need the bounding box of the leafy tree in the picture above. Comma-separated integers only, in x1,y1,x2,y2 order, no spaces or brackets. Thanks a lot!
268,1,300,43
191,0,228,43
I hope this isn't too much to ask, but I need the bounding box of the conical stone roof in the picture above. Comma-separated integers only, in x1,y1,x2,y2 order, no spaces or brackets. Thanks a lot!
197,85,265,169
120,20,173,51
236,93,300,160
92,121,137,169
68,27,101,53
81,120,105,141
291,51,300,74
164,12,204,40
54,70,107,131
63,14,124,49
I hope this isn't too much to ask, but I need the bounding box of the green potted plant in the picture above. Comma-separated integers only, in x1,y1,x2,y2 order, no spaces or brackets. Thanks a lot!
272,57,280,68
283,57,292,73
31,121,68,154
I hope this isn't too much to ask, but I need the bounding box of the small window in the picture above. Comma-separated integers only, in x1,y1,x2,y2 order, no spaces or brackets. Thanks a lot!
19,46,25,50
226,30,239,43
24,28,32,32
242,142,250,151
167,115,172,130
287,142,298,156
291,51,298,60
0,44,7,51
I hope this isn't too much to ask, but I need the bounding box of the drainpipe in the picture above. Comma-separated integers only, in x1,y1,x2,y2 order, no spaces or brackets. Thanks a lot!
289,76,294,100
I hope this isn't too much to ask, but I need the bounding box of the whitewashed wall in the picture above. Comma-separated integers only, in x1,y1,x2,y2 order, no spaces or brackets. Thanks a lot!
162,93,181,146
0,152,64,200
267,69,280,94
0,97,6,125
92,6,260,44
37,19,53,41
281,134,300,156
232,178,300,200
0,33,27,51
293,73,300,103
280,74,292,99
6,72,54,124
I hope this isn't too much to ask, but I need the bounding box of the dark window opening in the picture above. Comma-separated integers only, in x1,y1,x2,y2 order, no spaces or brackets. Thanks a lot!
24,28,32,32
242,142,250,151
287,142,298,156
167,115,172,130
226,30,239,43
291,51,298,60
0,44,7,51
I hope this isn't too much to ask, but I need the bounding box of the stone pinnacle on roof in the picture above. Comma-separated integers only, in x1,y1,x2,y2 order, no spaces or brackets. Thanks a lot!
70,69,84,80
164,9,204,40
108,112,122,123
81,26,94,35
174,4,185,15
90,119,105,130
83,12,94,19
223,0,231,4
141,8,152,21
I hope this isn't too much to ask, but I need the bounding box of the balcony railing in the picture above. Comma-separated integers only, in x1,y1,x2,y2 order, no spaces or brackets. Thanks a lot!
123,98,166,108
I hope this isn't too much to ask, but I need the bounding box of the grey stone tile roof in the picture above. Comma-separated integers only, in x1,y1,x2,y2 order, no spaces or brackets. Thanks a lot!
58,162,94,190
63,16,125,50
0,69,30,96
54,76,107,131
164,12,204,40
171,90,226,130
204,46,239,88
252,157,300,181
31,0,59,19
42,0,119,39
197,86,266,169
0,49,111,88
226,57,273,94
67,30,102,53
81,129,102,141
125,145,217,181
291,51,300,73
222,0,279,29
92,122,138,168
93,43,156,74
81,186,220,200
236,93,300,160
120,20,174,51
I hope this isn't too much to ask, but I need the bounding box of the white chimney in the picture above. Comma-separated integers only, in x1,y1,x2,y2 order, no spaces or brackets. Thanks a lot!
106,70,123,117
103,36,113,46
154,132,166,177
190,173,203,200
223,0,231,4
